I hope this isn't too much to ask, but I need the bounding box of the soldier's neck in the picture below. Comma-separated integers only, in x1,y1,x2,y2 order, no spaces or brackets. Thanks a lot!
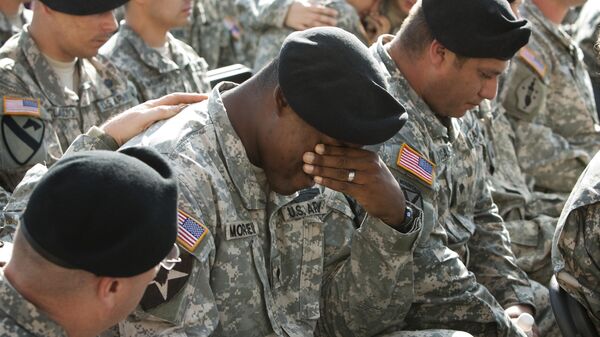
125,13,168,48
531,0,570,25
222,81,266,168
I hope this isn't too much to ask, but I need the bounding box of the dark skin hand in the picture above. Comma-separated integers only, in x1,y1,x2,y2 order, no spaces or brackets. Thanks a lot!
302,143,407,227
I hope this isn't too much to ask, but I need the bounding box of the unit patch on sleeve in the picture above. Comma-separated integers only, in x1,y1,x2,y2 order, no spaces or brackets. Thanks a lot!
177,209,208,253
518,47,546,79
139,252,193,311
396,143,435,186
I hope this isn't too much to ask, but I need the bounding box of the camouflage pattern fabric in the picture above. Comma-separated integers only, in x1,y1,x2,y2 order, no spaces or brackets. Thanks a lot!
0,269,69,337
0,5,30,47
553,150,600,334
474,101,561,285
500,0,600,194
370,34,530,337
173,0,242,69
0,25,139,196
571,0,600,119
51,82,424,337
252,0,367,72
100,23,210,101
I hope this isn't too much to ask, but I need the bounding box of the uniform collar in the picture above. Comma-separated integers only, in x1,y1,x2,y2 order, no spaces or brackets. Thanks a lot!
0,270,68,337
372,35,452,140
120,23,190,74
208,82,269,210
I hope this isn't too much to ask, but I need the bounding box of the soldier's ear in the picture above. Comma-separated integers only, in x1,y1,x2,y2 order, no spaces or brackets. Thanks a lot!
96,277,119,309
274,85,289,116
428,39,447,68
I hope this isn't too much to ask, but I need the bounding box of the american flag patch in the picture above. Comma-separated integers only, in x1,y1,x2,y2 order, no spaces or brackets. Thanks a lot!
519,47,546,79
397,144,435,186
3,97,40,117
177,209,208,253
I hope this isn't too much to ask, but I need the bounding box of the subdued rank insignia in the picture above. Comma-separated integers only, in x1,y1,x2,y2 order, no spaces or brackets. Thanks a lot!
516,75,543,114
177,209,208,253
519,47,546,79
396,144,435,186
225,221,258,240
139,252,193,311
282,199,326,221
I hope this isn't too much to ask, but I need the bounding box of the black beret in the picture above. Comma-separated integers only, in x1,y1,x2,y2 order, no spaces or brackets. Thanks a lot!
278,27,407,145
21,148,178,277
422,0,531,60
39,0,128,15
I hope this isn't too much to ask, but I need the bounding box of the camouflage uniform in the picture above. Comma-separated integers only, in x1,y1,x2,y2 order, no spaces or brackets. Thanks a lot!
0,5,31,47
0,269,68,337
571,0,600,119
0,26,138,210
53,82,423,337
474,101,563,285
252,0,367,72
500,0,600,194
173,0,241,69
100,23,211,102
370,35,530,337
553,151,600,334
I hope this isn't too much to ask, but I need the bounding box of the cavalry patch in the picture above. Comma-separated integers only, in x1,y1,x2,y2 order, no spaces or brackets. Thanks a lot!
282,199,326,221
396,144,435,186
225,221,258,240
516,75,543,114
176,209,208,253
2,115,45,165
519,47,546,79
3,97,40,117
139,252,192,311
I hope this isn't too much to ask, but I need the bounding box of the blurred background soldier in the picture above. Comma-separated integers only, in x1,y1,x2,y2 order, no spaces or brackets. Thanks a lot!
0,0,138,209
101,0,211,101
252,0,377,71
0,0,30,46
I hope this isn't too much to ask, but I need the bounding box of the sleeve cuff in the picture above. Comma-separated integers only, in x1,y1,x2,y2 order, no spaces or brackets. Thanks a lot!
358,207,422,253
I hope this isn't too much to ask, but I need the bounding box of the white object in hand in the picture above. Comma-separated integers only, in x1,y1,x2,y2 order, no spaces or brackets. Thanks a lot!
515,313,535,337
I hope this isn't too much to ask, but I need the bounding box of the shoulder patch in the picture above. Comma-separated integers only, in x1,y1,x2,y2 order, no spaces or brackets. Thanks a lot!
516,74,544,114
139,252,193,311
518,47,547,79
2,115,45,165
3,97,40,117
396,143,435,186
176,209,208,253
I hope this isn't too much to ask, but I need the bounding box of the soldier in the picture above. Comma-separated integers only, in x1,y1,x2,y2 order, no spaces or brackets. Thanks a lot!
474,0,562,288
0,0,30,46
571,0,600,119
100,0,211,102
0,92,207,243
0,0,139,210
252,0,376,71
0,146,181,337
552,150,600,334
500,0,598,197
370,0,558,336
172,0,243,69
32,26,494,337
